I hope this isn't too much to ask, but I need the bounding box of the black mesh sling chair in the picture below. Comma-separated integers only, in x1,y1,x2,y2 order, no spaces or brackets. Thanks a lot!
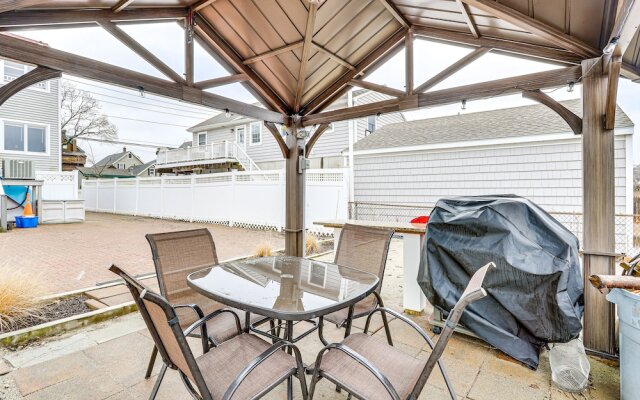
110,265,308,400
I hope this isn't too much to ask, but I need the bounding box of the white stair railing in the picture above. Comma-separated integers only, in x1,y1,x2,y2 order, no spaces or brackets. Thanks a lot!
228,141,260,172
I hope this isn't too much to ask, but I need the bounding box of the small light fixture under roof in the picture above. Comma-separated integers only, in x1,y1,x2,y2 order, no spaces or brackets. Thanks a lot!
603,37,619,54
461,99,467,110
567,82,575,92
225,109,230,118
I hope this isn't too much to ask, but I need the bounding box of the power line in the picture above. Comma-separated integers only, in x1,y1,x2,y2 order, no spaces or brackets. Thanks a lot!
103,114,194,128
93,97,212,120
90,92,215,118
77,137,179,148
64,77,216,113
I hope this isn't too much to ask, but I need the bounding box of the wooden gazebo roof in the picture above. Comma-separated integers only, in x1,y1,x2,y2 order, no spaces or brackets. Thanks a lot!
0,0,638,126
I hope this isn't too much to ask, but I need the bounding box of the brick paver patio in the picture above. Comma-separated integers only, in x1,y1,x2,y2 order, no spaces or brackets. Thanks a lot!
0,212,285,295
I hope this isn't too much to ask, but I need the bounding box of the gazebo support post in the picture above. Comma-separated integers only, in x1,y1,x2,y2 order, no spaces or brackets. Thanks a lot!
581,57,617,356
284,117,306,257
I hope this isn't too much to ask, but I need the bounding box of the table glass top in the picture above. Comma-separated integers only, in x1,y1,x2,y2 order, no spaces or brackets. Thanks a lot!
187,256,379,320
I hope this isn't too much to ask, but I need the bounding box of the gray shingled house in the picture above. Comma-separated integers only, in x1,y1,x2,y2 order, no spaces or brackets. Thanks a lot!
350,99,634,215
78,147,155,179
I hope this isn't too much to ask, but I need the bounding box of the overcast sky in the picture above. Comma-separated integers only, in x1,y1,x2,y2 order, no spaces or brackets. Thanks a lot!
14,22,640,164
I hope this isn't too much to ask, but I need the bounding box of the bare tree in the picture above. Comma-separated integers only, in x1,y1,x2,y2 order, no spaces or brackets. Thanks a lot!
60,81,118,145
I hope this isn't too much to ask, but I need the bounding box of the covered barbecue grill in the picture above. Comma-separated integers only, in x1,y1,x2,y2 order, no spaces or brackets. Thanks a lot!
418,195,584,369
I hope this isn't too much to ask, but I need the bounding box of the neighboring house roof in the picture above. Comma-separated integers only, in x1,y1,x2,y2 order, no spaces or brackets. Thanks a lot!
130,160,156,176
77,167,135,178
188,113,256,133
353,99,634,152
94,148,143,167
179,141,192,149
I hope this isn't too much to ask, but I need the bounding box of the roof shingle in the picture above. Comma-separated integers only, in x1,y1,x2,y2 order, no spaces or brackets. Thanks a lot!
353,99,634,152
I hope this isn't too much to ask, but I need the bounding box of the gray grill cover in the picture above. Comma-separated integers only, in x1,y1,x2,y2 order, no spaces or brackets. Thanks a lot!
418,195,583,369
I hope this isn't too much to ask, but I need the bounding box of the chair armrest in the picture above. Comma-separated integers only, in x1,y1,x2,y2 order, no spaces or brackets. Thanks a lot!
313,343,401,400
174,303,205,319
223,340,304,400
183,308,242,338
364,307,432,345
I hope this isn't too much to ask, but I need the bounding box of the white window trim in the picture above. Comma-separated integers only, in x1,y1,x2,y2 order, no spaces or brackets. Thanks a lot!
198,132,207,146
0,118,50,156
0,59,50,93
325,123,335,133
249,122,262,145
235,125,246,145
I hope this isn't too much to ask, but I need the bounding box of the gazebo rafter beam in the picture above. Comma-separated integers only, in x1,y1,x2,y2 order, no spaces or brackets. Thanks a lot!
460,0,600,58
302,65,582,126
302,27,408,115
242,41,304,65
377,0,410,28
194,74,248,90
455,0,479,38
348,79,404,97
191,0,219,12
98,20,186,84
0,33,286,123
112,0,134,13
606,0,640,54
415,46,491,93
0,0,48,13
193,14,290,114
312,42,355,70
0,66,60,106
522,89,582,134
413,26,582,65
294,0,319,112
0,8,187,28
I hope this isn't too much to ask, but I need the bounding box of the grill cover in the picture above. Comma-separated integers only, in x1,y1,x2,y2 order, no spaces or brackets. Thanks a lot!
418,195,584,369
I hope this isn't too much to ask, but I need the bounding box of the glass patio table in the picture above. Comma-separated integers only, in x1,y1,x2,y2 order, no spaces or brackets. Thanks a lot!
187,256,380,399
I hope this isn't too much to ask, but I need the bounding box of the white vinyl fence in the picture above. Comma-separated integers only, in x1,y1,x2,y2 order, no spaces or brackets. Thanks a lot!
36,170,79,200
82,169,349,234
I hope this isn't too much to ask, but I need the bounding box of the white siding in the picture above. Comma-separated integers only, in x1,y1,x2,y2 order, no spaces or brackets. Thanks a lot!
0,75,60,172
354,91,404,141
353,135,631,214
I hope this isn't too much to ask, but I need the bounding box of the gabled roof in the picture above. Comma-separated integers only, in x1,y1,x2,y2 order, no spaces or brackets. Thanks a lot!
130,160,156,176
94,149,142,167
353,99,634,152
188,113,254,133
77,167,134,178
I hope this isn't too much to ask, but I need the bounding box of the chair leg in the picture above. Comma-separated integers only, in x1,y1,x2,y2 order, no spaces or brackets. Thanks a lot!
297,366,309,399
148,363,167,400
145,345,158,379
374,292,394,346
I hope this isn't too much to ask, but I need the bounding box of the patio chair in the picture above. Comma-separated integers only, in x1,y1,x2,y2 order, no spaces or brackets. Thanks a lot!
309,262,496,400
109,265,308,400
145,230,262,375
324,224,395,339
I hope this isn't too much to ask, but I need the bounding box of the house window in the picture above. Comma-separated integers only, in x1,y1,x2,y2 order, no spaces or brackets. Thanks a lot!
148,166,156,176
3,60,48,90
236,127,245,145
250,122,262,145
127,152,132,158
198,133,206,146
2,121,47,153
116,163,126,169
366,115,376,134
27,126,45,152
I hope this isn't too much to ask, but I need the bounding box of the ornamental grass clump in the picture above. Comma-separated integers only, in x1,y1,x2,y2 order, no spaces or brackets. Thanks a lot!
254,242,273,258
306,233,320,255
0,268,47,332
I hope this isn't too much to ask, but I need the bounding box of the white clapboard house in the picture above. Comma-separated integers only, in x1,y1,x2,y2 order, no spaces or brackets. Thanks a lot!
350,99,634,216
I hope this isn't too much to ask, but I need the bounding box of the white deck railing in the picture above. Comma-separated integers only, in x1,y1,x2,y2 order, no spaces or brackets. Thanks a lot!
156,141,259,172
